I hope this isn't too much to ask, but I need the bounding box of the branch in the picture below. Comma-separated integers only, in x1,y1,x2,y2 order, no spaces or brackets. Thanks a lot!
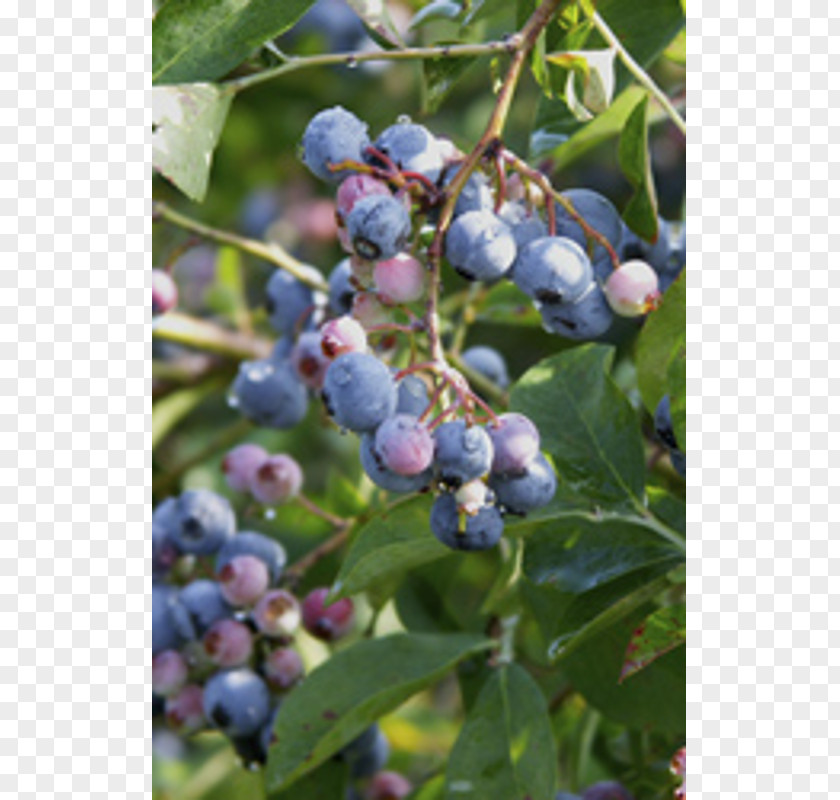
590,11,686,136
284,525,353,584
153,312,272,360
153,201,329,292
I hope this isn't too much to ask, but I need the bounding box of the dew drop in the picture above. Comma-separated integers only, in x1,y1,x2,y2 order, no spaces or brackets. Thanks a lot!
396,114,412,125
264,508,277,520
346,56,358,69
226,390,240,409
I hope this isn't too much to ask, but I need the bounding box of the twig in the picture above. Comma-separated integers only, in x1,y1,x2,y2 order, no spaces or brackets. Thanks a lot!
284,525,353,583
295,494,351,528
153,312,272,360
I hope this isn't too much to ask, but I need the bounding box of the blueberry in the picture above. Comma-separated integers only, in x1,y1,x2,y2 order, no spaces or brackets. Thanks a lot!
272,336,294,361
554,188,623,265
302,106,370,183
249,454,304,505
203,618,254,668
292,0,367,52
372,121,443,175
222,443,269,493
238,187,282,239
172,579,233,639
619,217,671,274
291,331,331,389
217,555,270,607
153,585,183,655
581,780,635,800
429,492,504,551
216,531,288,584
461,345,510,390
489,453,557,514
265,266,324,336
320,315,368,358
263,647,304,691
231,358,309,430
253,589,301,637
152,496,179,534
360,433,433,493
374,414,435,476
433,419,494,487
373,253,426,305
166,684,206,734
169,489,236,556
328,258,356,315
487,413,540,475
345,726,390,778
322,352,397,432
347,195,412,261
555,794,582,800
395,374,429,417
512,236,593,304
301,587,355,641
203,668,273,738
654,396,678,450
669,449,686,478
539,283,614,340
152,523,179,580
438,163,494,217
445,209,517,282
258,704,283,761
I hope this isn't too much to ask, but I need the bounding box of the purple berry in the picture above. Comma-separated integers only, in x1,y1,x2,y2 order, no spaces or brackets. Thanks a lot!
321,315,368,358
172,579,233,639
263,647,305,690
216,531,287,584
336,174,392,221
222,443,269,493
152,650,188,697
253,589,301,637
487,413,540,475
360,433,433,494
165,684,205,734
152,269,178,317
367,771,413,800
217,554,270,607
249,454,303,505
302,587,355,641
291,331,331,389
203,618,254,668
373,254,426,305
374,414,434,476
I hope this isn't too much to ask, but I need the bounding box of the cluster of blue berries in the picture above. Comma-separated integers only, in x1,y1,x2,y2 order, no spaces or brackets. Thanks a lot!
152,487,410,794
654,395,687,478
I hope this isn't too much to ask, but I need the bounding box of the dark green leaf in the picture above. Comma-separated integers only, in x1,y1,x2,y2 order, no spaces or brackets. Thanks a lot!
562,608,686,734
265,633,492,791
267,759,347,800
152,377,225,449
423,53,479,114
407,775,446,800
620,603,686,682
152,84,232,201
618,95,658,240
510,345,646,512
667,339,686,451
331,495,449,600
463,0,513,26
152,0,316,85
647,487,685,537
635,272,686,414
445,664,558,800
474,281,542,327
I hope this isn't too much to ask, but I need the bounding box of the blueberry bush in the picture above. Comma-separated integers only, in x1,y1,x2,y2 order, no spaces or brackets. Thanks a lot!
152,1,686,798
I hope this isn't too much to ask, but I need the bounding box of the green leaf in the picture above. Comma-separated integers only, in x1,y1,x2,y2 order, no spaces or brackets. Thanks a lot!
647,487,685,537
663,27,686,64
331,495,448,600
153,0,316,85
620,603,686,682
410,1,463,29
444,664,558,800
204,246,251,326
423,52,479,114
667,338,686,451
562,607,686,734
618,95,658,240
635,272,686,414
510,345,646,512
474,281,542,327
152,377,224,450
346,0,406,49
265,633,492,791
267,759,347,800
463,0,513,26
152,84,232,202
407,775,446,800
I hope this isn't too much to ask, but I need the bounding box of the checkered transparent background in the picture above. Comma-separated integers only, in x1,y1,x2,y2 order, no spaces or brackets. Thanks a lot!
0,0,832,797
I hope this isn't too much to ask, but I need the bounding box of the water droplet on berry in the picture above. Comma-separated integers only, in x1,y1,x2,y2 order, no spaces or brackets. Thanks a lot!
226,390,240,409
396,114,412,125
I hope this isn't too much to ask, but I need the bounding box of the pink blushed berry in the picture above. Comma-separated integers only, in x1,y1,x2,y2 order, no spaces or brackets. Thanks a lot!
487,413,541,476
373,253,426,305
374,415,434,476
165,684,205,734
152,650,188,697
254,589,301,637
291,331,331,389
604,260,660,317
152,269,178,317
320,315,368,358
203,618,254,668
249,454,303,505
302,587,355,642
222,443,269,493
217,554,270,607
263,647,305,691
367,771,413,800
336,174,392,220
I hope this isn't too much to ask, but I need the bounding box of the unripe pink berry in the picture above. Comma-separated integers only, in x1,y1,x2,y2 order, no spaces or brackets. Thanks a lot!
203,618,254,667
165,684,205,734
352,292,390,330
302,587,355,642
604,260,661,317
336,174,392,220
153,650,189,697
487,413,541,476
373,254,426,305
289,198,338,242
367,771,413,800
254,589,301,637
250,454,303,505
152,269,178,317
264,647,305,691
374,414,434,476
222,443,269,493
454,479,489,516
217,554,270,607
321,315,368,358
291,331,331,388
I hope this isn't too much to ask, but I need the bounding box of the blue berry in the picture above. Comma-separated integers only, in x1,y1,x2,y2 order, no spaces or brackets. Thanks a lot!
265,267,323,336
430,492,504,551
489,453,557,514
346,195,411,261
554,188,623,266
152,523,179,580
203,668,273,738
302,106,371,183
439,163,494,217
172,579,233,639
512,236,593,304
555,794,582,800
619,217,671,274
372,122,443,175
153,585,183,655
581,781,634,800
487,413,540,476
152,496,178,534
258,704,282,761
328,258,356,315
395,374,429,417
360,433,433,493
445,210,517,282
539,283,614,340
322,352,397,432
169,489,236,556
216,531,288,584
461,346,510,390
669,449,686,478
433,420,494,487
238,187,282,239
294,0,367,52
339,725,390,778
231,358,309,430
654,395,678,451
503,204,548,251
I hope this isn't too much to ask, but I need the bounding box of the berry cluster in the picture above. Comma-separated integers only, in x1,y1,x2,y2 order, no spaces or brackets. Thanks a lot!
152,488,411,795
